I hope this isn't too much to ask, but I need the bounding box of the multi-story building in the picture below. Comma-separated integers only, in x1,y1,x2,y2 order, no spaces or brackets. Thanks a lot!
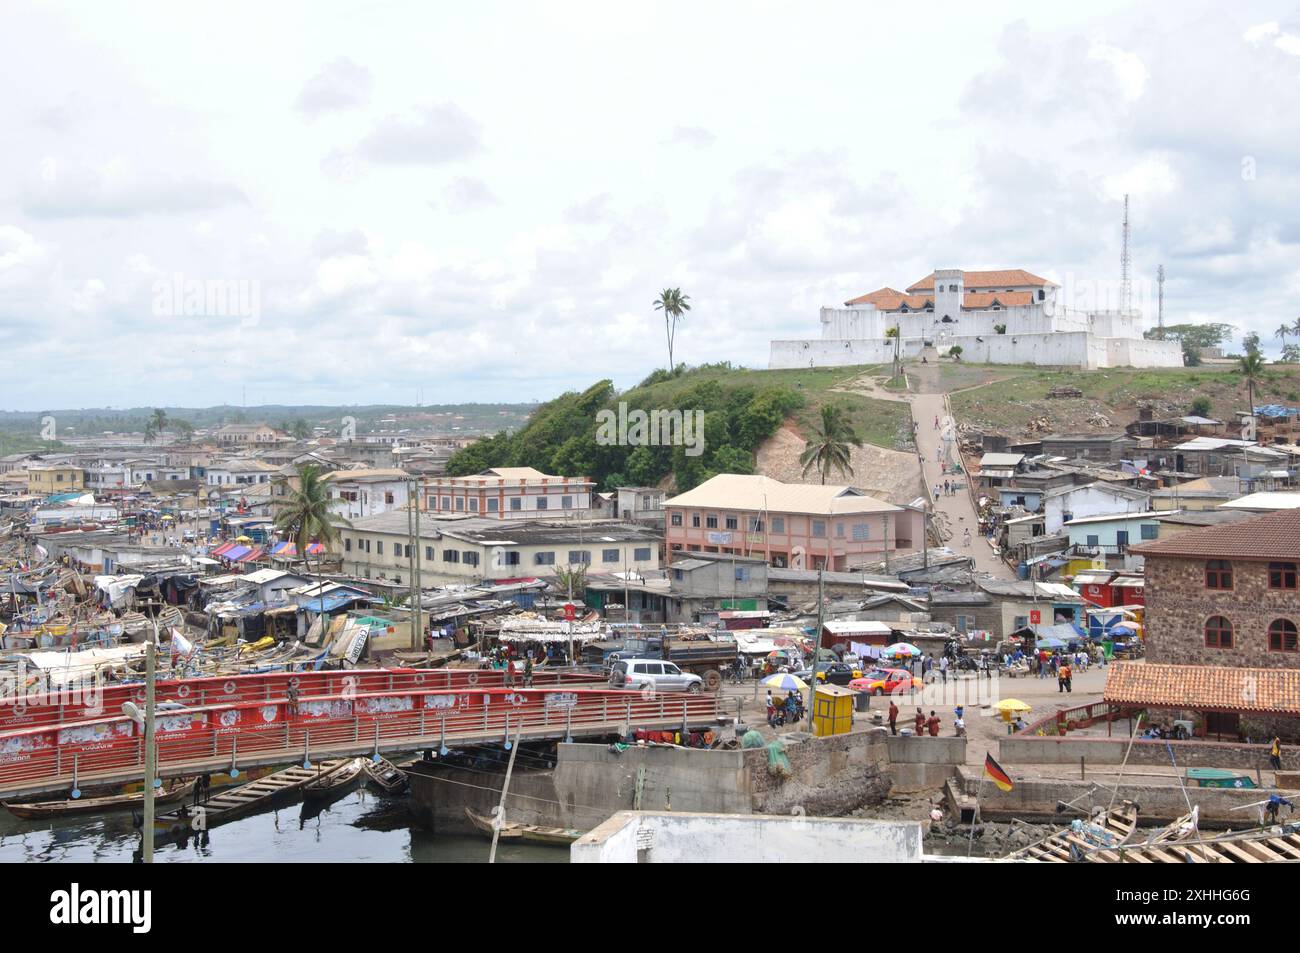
27,465,85,496
337,512,659,586
321,468,412,520
770,267,1183,370
1133,510,1300,670
663,474,923,571
214,423,286,446
423,467,593,520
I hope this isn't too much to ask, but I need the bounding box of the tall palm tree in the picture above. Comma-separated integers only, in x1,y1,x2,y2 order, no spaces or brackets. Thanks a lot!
150,408,168,435
1238,351,1265,418
273,464,350,628
1276,324,1291,349
652,287,691,370
799,405,863,485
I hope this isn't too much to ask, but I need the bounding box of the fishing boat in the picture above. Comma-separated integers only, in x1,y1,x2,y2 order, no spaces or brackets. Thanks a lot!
302,758,367,803
363,757,409,795
464,807,583,845
154,759,352,840
4,778,196,820
1005,801,1139,862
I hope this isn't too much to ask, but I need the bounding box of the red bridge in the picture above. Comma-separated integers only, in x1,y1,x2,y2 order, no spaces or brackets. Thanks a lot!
0,669,724,799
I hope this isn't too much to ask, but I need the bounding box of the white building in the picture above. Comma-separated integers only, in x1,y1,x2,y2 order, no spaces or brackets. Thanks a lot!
321,468,412,520
770,267,1183,370
423,467,594,520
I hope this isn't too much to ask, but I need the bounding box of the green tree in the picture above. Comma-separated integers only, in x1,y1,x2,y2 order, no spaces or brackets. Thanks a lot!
272,464,346,554
1189,396,1213,418
142,420,157,444
292,418,312,440
1238,351,1265,415
1282,344,1300,364
1276,323,1291,349
652,287,692,370
150,408,168,435
799,405,862,485
171,418,195,442
710,445,754,475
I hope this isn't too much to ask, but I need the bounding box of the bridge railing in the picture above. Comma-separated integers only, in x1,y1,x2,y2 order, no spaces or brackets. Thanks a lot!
0,685,720,795
0,666,605,734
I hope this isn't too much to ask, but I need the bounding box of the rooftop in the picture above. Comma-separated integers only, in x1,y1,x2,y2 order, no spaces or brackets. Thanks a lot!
1064,510,1179,526
665,474,900,516
1105,661,1300,716
1219,492,1300,512
1132,509,1300,560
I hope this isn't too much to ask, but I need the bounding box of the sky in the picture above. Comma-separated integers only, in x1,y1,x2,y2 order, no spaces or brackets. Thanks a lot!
2,0,1300,410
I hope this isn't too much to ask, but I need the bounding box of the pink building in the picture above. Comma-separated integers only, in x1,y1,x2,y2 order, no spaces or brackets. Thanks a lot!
422,467,594,519
664,474,923,571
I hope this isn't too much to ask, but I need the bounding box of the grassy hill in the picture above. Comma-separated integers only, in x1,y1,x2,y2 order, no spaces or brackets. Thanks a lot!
446,362,912,492
949,363,1300,435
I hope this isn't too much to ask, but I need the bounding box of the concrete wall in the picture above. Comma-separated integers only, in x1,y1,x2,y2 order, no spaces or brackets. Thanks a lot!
573,810,924,863
999,733,1300,770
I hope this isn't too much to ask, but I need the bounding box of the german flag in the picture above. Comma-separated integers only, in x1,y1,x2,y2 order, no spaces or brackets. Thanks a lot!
984,753,1014,792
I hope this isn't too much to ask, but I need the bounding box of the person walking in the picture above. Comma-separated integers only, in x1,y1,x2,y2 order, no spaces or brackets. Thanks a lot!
1270,735,1283,771
888,700,899,735
766,691,776,727
1060,661,1073,694
939,653,949,684
914,707,926,736
926,711,941,737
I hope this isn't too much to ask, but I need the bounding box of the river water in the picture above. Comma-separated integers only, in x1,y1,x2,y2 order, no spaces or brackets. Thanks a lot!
0,789,568,864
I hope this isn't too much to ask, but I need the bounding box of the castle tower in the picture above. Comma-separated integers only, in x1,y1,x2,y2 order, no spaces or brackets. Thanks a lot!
933,268,964,323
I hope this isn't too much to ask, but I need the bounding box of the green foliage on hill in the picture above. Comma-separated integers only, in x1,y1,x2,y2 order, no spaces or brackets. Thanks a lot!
446,367,806,492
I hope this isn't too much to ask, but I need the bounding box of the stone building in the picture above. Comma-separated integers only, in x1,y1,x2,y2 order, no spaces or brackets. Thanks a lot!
1133,510,1300,669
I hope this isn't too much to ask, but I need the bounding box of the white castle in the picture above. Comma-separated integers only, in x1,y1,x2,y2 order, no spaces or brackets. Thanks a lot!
769,268,1182,370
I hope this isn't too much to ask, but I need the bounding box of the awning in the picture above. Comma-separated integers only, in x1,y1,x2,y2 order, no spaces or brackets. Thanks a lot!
270,541,324,557
222,545,251,561
210,541,237,557
237,546,264,562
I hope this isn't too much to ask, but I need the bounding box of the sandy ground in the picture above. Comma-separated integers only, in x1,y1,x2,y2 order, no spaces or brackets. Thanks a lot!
755,423,921,505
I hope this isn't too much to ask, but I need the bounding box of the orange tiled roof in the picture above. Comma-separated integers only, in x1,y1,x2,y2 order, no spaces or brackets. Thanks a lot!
1104,661,1300,715
845,287,925,308
961,291,1034,309
1131,509,1300,561
906,269,1056,292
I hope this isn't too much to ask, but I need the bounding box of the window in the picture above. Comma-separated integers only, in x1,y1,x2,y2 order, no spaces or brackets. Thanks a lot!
852,523,869,541
534,551,555,566
1086,535,1100,548
1269,619,1299,652
425,546,434,560
633,547,651,562
443,550,460,564
463,551,480,567
536,497,548,510
510,497,522,510
561,495,573,510
345,538,352,552
1204,616,1234,648
1139,524,1158,540
735,567,749,582
706,515,718,529
1269,562,1298,590
363,539,370,553
1013,615,1028,631
469,499,478,511
376,541,384,555
670,513,682,527
836,522,845,538
725,516,738,530
602,549,619,564
504,551,520,566
748,517,764,532
441,497,450,509
812,520,827,537
384,491,395,505
567,550,591,565
1205,560,1233,589
455,497,464,511
487,498,499,512
771,517,785,534
691,513,700,528
955,615,970,633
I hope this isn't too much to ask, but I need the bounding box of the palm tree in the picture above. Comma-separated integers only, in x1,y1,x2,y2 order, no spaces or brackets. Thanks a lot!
150,408,168,435
142,420,157,444
1276,324,1291,350
799,405,863,485
652,287,691,370
273,464,350,627
1238,351,1265,418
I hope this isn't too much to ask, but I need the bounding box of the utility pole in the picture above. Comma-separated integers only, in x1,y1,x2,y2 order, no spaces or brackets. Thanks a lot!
123,624,158,863
407,478,422,651
805,568,825,735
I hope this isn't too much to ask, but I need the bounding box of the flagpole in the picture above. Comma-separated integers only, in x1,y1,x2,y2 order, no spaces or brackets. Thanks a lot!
966,774,985,857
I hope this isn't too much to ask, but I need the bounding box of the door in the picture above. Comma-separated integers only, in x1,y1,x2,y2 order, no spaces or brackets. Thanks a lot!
1115,530,1129,552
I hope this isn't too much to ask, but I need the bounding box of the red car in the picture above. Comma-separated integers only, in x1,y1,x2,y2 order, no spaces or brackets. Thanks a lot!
850,668,922,696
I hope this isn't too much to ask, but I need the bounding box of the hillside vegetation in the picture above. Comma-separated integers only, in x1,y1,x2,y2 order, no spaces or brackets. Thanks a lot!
950,364,1300,435
446,363,912,492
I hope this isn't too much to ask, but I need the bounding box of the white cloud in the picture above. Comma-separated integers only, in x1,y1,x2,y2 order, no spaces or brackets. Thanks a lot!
295,58,373,117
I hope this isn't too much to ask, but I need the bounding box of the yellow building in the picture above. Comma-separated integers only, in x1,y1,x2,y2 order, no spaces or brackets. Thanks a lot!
27,465,85,495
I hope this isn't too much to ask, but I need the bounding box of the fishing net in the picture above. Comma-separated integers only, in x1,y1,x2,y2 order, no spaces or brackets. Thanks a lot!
740,729,767,749
766,738,792,778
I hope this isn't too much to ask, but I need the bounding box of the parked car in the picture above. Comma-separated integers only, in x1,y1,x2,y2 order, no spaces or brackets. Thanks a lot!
793,662,862,686
608,658,704,693
850,668,923,696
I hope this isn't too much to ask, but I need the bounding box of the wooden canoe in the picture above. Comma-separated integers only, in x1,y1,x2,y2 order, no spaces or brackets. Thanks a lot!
1006,801,1139,862
363,757,409,795
302,758,366,802
154,759,352,839
464,807,582,845
4,778,196,820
